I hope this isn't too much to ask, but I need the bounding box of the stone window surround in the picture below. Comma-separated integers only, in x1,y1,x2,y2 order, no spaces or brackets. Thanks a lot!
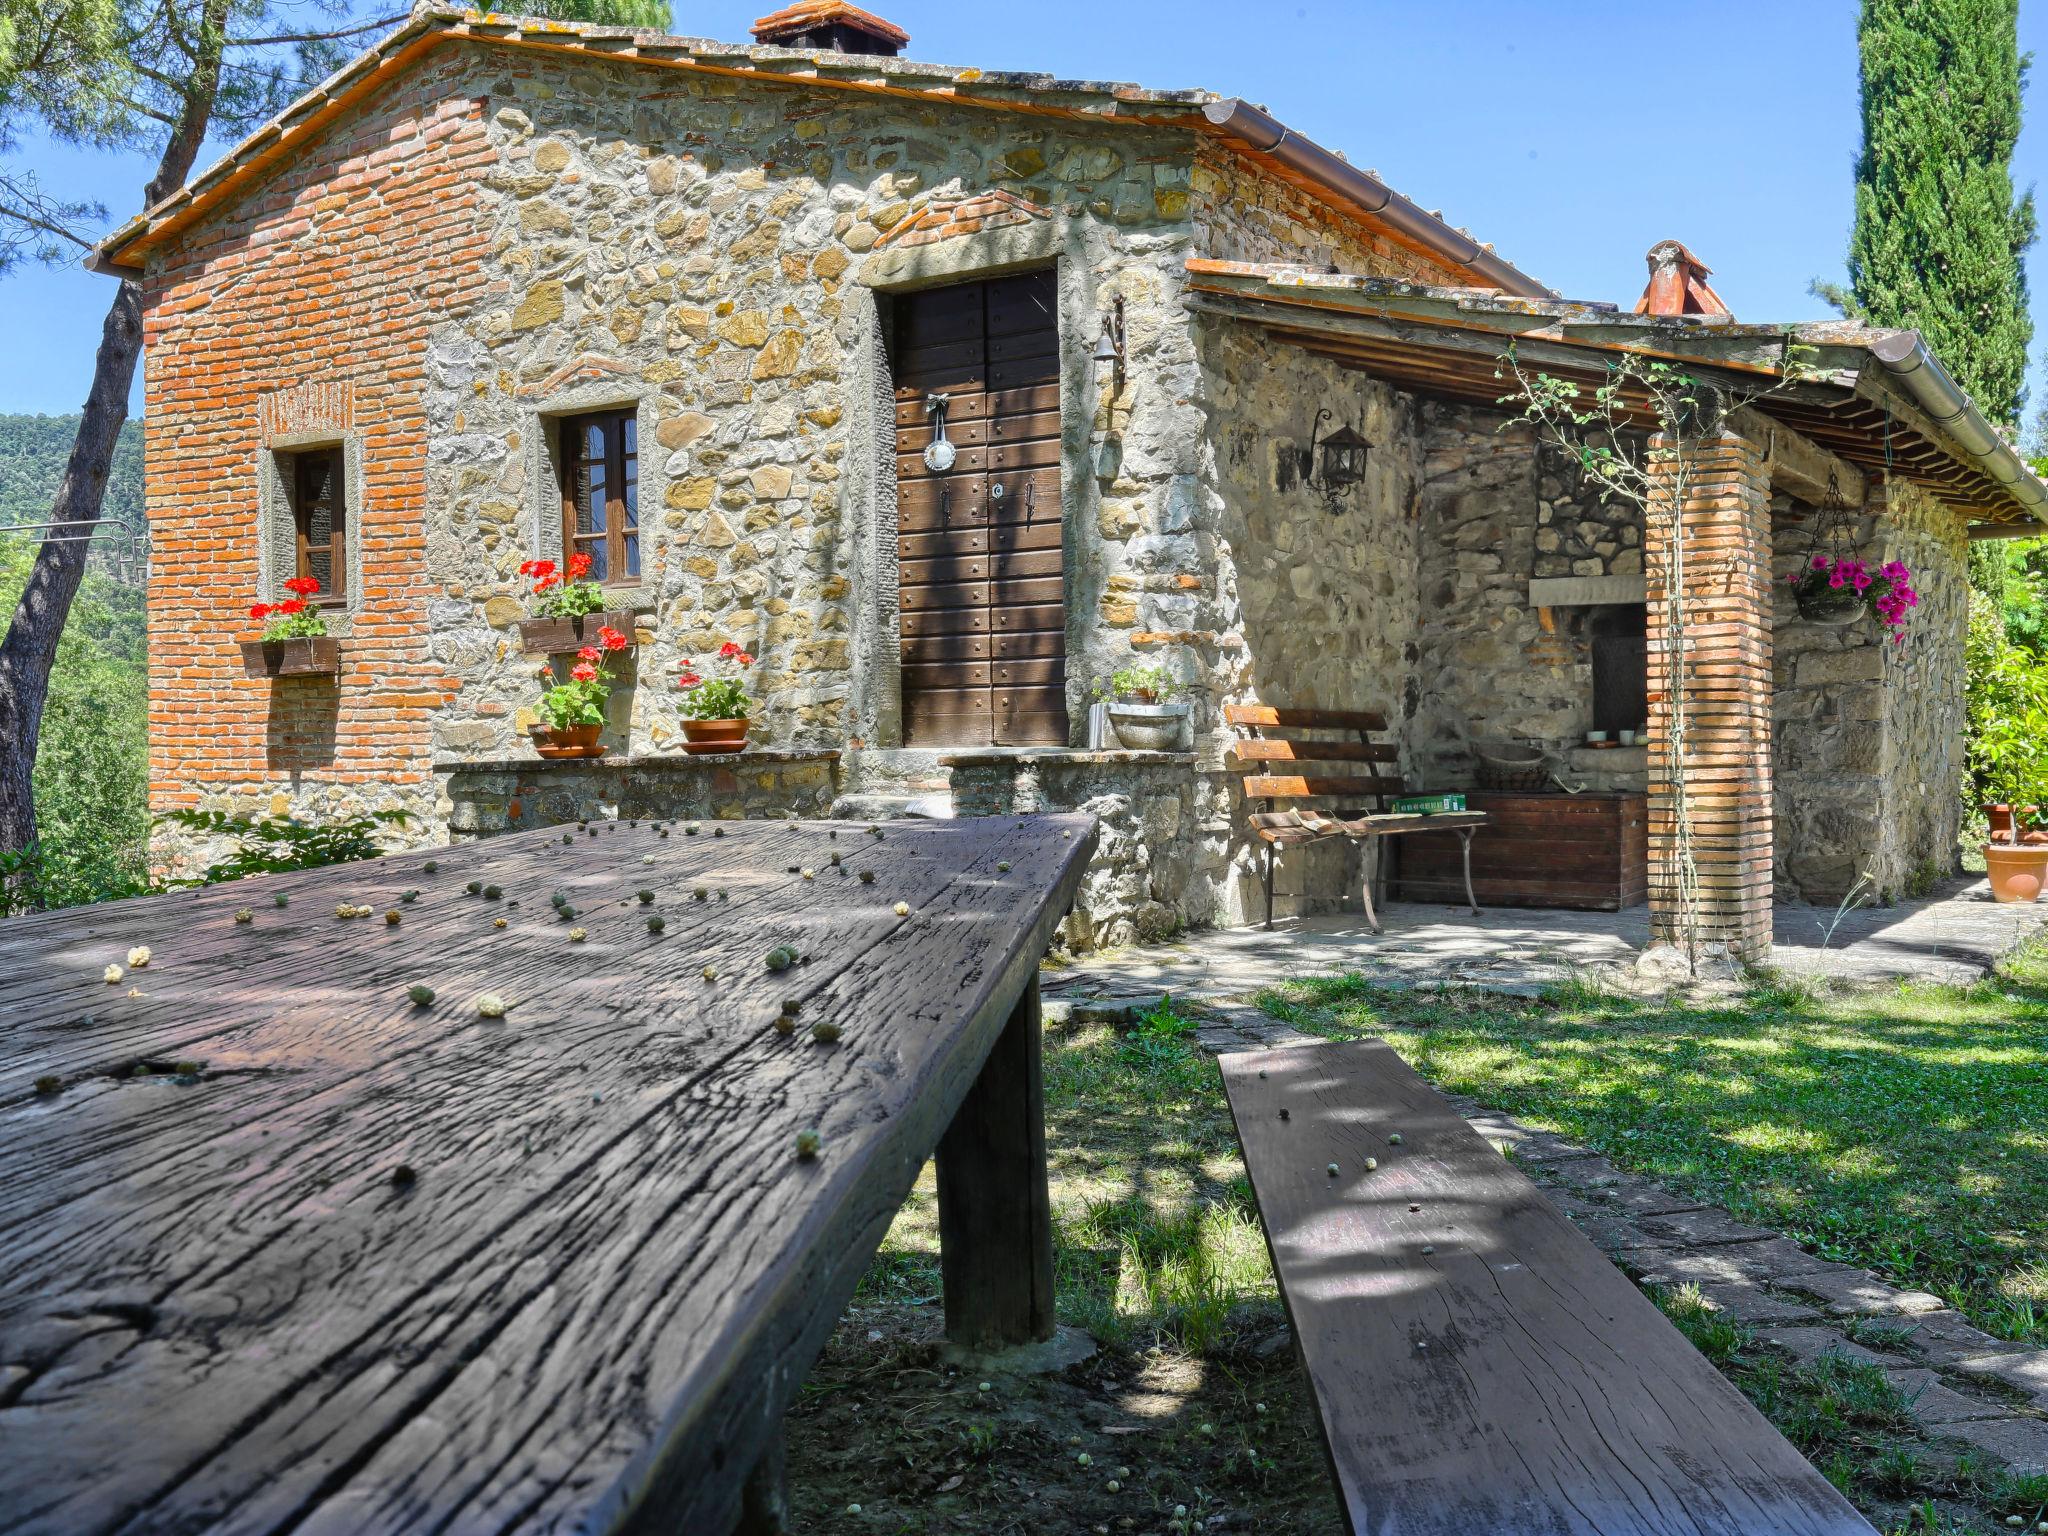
851,218,1107,750
521,382,662,611
258,430,365,634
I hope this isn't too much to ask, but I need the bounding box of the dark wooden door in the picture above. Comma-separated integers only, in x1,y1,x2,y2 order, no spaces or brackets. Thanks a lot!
894,271,1066,746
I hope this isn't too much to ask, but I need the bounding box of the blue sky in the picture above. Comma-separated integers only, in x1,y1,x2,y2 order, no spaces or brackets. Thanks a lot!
5,1,2047,420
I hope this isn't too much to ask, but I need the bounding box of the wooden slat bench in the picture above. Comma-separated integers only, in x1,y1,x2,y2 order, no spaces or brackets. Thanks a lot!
1219,1040,1876,1536
1226,703,1486,931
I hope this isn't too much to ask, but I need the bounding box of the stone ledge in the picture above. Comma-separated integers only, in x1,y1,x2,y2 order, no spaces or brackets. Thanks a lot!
937,748,1195,769
434,749,842,774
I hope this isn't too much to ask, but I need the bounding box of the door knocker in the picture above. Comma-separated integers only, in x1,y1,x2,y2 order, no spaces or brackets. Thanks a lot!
922,393,956,474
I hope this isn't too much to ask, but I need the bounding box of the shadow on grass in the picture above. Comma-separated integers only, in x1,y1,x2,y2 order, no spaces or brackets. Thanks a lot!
1259,954,2048,1345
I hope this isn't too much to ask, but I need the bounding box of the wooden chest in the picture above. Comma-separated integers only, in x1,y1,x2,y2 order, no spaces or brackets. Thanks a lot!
1392,791,1647,911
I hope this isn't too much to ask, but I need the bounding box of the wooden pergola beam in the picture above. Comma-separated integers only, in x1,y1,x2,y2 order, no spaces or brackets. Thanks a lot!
1734,407,1865,507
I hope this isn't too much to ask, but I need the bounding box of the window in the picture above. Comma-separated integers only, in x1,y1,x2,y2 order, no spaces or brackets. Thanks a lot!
559,410,639,584
286,446,346,605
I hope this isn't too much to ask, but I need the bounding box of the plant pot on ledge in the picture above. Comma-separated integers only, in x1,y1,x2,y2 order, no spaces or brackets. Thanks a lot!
534,723,605,760
240,636,340,678
1984,843,2048,903
681,718,749,756
519,610,637,655
1106,700,1190,751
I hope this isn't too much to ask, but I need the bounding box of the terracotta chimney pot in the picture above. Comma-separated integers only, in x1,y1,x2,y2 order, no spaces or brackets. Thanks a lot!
1633,240,1732,318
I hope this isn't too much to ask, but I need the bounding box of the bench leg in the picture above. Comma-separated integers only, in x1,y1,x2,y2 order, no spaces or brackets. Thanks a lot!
1458,827,1480,917
735,1430,789,1536
936,976,1055,1351
1360,838,1383,936
1263,839,1275,929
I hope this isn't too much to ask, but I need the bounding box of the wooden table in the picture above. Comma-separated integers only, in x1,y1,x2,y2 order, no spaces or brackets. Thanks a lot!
0,813,1096,1535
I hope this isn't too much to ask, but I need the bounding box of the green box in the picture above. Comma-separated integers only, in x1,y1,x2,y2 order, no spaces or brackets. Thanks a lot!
1391,792,1466,815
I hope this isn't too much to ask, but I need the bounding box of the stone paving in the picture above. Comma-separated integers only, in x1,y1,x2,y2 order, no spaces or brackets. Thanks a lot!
1044,876,2048,1009
1041,894,2048,1481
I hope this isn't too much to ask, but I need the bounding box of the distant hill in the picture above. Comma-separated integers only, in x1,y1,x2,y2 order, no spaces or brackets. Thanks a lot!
0,414,145,580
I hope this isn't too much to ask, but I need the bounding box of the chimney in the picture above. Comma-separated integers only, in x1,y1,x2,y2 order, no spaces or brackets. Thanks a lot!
1633,240,1732,318
750,1,909,55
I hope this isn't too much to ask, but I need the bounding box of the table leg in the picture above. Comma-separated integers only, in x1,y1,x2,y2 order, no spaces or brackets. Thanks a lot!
735,1429,789,1536
936,975,1055,1351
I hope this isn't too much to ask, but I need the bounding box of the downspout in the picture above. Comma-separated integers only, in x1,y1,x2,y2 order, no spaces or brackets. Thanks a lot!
1201,99,1552,299
1866,330,2048,533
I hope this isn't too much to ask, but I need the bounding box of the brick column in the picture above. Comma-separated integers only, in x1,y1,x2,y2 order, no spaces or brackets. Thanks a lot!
1644,425,1774,959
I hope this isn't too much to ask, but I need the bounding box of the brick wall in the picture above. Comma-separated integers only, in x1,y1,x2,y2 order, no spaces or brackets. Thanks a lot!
1645,426,1774,958
140,50,493,876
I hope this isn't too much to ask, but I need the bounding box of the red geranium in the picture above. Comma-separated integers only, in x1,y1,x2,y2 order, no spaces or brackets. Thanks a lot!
577,644,601,663
282,575,321,598
567,551,593,580
249,603,270,620
598,625,628,652
570,661,599,683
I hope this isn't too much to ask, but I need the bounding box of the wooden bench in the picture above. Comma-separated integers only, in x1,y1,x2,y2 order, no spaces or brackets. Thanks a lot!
1226,703,1487,931
1219,1040,1877,1536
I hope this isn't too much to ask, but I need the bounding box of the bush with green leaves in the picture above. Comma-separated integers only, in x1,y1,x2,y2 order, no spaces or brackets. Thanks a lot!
1964,595,2048,827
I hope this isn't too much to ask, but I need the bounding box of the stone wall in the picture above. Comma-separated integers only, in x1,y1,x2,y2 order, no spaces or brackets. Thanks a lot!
943,749,1217,950
1408,401,1649,792
1772,477,1968,903
442,751,842,839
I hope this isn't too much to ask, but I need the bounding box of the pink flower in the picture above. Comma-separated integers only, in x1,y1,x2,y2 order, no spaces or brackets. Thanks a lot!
571,661,598,682
1812,554,1828,571
1828,571,1846,589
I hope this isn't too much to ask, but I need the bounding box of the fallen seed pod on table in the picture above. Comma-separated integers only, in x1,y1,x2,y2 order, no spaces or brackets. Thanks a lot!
794,1128,822,1159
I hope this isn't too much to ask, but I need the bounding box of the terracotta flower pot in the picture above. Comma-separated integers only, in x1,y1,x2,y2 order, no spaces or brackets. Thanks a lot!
681,718,749,756
1989,804,2016,843
536,722,604,759
1983,844,2048,903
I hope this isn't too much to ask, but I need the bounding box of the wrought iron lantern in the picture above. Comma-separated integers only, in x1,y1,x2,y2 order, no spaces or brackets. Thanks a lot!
1305,408,1371,502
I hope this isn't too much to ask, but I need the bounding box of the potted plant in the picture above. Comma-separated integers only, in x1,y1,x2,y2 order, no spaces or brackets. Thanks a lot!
1785,554,1920,643
516,553,637,654
676,642,756,755
241,577,339,677
531,624,629,757
1095,665,1189,751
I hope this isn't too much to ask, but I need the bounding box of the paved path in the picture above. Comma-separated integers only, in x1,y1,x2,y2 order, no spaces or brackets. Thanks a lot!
1045,877,2048,1011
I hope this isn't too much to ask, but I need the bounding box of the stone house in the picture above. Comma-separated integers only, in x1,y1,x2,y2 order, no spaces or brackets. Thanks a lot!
92,4,2046,958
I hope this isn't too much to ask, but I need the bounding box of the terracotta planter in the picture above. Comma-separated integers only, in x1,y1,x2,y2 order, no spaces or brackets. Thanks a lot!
1984,844,2048,903
680,718,749,756
535,723,605,760
518,610,637,655
240,636,340,678
1990,804,2016,844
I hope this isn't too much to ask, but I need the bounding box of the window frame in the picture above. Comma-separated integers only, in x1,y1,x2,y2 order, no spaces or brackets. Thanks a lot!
557,409,640,586
284,444,347,608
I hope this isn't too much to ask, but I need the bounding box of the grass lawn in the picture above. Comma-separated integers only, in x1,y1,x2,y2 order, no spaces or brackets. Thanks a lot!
783,983,2048,1534
1258,952,2048,1348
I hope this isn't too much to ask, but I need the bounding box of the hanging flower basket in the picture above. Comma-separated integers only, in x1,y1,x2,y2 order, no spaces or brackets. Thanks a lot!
1792,582,1865,626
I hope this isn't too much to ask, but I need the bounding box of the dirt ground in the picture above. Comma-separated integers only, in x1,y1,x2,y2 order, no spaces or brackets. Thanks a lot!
784,1303,1342,1535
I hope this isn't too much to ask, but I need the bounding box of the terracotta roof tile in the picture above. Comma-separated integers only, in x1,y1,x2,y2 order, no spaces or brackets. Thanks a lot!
751,1,909,48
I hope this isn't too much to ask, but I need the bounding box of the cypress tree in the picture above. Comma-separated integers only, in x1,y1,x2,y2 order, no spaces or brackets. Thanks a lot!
1848,0,2035,424
1842,0,2035,601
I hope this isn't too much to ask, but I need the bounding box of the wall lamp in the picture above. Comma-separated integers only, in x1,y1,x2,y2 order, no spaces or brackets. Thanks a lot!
1304,407,1371,505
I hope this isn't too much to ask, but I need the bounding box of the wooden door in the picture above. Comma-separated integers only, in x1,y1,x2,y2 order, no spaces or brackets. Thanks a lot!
894,272,1065,746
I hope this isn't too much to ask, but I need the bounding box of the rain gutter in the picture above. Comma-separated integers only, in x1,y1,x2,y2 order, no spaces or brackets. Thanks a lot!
1866,330,2047,533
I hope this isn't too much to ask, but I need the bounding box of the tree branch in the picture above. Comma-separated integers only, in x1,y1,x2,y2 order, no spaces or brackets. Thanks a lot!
227,11,406,46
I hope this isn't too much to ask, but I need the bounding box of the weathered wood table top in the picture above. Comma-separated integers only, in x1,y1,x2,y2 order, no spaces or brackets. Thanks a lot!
0,813,1096,1535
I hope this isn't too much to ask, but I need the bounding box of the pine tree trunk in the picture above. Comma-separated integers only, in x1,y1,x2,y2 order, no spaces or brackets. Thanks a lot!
0,0,226,878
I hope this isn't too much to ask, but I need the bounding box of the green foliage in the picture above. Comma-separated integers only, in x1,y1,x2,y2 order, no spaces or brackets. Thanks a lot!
0,529,148,911
1965,593,2048,818
158,807,411,885
0,414,144,572
1842,0,2035,430
522,0,673,25
1093,665,1182,703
